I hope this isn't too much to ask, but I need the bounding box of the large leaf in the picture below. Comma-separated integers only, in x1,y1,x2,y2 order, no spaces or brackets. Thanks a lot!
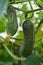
0,0,9,18
21,54,41,65
35,0,43,8
0,16,6,33
0,49,13,61
34,30,43,53
37,11,43,19
0,61,13,65
35,30,43,46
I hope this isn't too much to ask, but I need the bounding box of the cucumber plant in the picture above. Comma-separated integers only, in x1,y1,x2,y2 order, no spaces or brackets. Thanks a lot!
19,20,35,57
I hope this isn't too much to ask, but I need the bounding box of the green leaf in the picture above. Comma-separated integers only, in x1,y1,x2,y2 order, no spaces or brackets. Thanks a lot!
0,0,9,18
35,30,43,43
18,13,25,26
15,31,24,45
4,62,13,65
37,11,43,19
0,16,6,33
34,30,43,53
16,31,24,39
35,0,43,8
0,49,13,61
22,4,28,12
0,61,13,65
21,54,41,65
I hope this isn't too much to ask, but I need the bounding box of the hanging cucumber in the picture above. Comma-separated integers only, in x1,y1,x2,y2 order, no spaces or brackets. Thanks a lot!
19,20,35,57
6,5,18,36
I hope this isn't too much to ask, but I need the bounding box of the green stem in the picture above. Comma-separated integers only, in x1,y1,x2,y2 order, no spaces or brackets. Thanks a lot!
14,7,23,12
7,36,43,48
28,1,34,19
35,19,43,33
3,43,22,61
24,1,34,19
26,8,43,13
12,6,43,13
34,49,43,62
10,36,43,43
10,36,23,41
9,1,31,4
9,41,20,47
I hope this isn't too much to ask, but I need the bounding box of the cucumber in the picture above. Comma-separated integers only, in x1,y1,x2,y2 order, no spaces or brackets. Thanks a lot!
6,5,18,36
19,20,35,57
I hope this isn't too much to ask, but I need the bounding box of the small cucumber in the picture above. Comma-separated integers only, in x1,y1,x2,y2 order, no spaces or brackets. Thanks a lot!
6,5,18,36
19,20,35,57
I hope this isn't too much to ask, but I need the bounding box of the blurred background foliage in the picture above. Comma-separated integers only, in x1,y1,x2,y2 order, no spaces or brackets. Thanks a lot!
0,0,43,65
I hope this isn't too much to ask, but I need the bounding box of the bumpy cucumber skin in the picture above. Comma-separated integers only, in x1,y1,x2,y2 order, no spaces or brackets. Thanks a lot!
20,20,35,57
6,5,18,36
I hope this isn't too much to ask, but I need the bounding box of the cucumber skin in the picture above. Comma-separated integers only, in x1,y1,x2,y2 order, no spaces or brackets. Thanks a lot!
20,20,35,57
6,5,18,36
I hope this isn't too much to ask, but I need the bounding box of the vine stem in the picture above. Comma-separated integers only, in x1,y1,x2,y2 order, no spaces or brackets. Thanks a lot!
29,1,34,18
10,36,43,43
14,6,43,13
10,36,23,40
26,8,43,13
35,19,43,33
3,43,22,61
10,1,28,4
